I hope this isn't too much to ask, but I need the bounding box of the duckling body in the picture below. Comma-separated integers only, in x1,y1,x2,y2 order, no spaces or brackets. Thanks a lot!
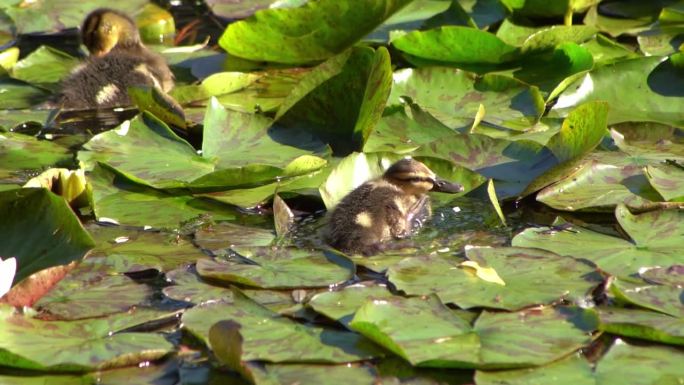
327,158,463,256
58,9,173,109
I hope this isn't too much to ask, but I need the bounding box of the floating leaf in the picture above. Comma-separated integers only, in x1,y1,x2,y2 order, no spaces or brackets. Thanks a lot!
391,26,519,67
645,163,684,201
0,132,73,184
551,56,684,127
387,247,600,310
0,188,94,286
194,222,275,253
219,0,412,63
308,284,393,327
513,204,684,278
0,305,173,372
10,46,78,91
390,67,544,130
34,275,151,320
598,307,684,346
196,247,353,289
350,296,596,368
182,293,381,363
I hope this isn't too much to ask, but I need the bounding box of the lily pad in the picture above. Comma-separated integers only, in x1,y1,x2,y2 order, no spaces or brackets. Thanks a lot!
0,132,73,183
478,339,684,384
2,1,148,34
389,67,544,130
194,222,276,253
391,26,519,67
551,56,684,127
598,307,684,346
219,0,412,64
196,247,354,289
181,293,381,363
0,188,94,285
0,305,173,372
308,284,394,326
202,98,329,168
512,204,684,278
89,229,209,274
10,46,78,91
79,113,214,189
595,341,684,384
611,278,683,318
34,275,151,320
387,247,601,310
88,163,239,229
645,163,684,201
350,295,596,368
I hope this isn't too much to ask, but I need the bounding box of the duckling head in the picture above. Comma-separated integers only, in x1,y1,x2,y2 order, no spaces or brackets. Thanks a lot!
82,8,141,56
383,158,464,196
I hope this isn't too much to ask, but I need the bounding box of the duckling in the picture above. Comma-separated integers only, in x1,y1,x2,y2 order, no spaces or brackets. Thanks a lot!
326,158,463,256
58,8,174,109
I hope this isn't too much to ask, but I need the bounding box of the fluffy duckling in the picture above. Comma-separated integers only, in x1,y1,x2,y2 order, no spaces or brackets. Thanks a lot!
58,8,174,109
326,158,463,256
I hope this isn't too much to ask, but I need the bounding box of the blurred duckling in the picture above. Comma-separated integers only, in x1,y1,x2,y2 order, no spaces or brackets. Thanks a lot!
326,158,463,256
58,8,174,109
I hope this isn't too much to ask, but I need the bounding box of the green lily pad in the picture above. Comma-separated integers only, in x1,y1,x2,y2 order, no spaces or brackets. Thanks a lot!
476,354,593,385
391,26,519,67
277,47,385,153
551,56,684,127
0,78,50,109
640,265,684,287
598,307,684,346
10,46,78,91
521,25,597,53
308,284,394,326
89,229,209,274
478,339,684,384
196,247,353,289
215,68,311,113
611,279,683,318
645,163,684,201
202,98,329,168
500,0,571,18
79,113,213,189
387,247,601,310
363,100,455,153
219,0,412,64
595,341,684,384
512,204,684,278
0,188,94,285
350,295,596,368
545,101,608,163
2,1,148,34
163,267,299,313
249,363,377,385
534,151,664,211
162,266,234,304
181,293,381,363
584,3,660,37
34,275,151,320
194,222,276,253
88,163,239,229
170,71,261,105
0,131,72,183
581,34,639,65
0,305,173,372
389,67,544,130
366,0,457,42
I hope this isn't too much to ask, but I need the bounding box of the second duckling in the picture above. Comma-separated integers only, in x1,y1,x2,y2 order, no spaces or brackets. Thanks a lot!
326,158,463,256
58,8,174,109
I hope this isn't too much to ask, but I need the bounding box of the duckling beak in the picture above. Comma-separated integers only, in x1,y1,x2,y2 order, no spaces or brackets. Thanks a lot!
431,178,464,193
